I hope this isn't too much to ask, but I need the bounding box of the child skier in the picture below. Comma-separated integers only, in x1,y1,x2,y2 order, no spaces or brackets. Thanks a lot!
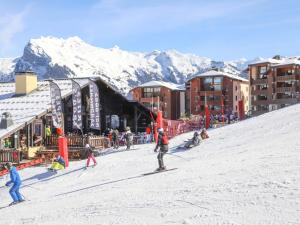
49,154,65,171
85,143,97,168
154,128,169,171
5,162,24,206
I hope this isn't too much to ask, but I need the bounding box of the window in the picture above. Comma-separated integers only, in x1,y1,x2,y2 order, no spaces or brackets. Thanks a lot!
202,77,223,91
235,86,238,91
236,106,238,111
142,87,161,98
236,96,238,101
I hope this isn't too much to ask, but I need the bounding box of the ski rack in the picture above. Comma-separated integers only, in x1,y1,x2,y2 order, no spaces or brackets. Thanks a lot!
0,158,44,177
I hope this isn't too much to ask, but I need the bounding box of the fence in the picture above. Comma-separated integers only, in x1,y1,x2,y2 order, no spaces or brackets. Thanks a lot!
0,149,21,164
46,134,110,149
162,118,202,139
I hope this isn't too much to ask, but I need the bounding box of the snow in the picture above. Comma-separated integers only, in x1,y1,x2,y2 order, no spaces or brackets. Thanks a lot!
0,58,16,82
1,103,300,225
136,80,185,91
189,70,249,82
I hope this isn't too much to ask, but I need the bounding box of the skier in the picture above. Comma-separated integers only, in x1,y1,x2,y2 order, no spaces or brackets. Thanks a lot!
4,162,24,206
49,154,65,171
123,127,133,150
154,128,169,171
85,143,97,168
200,128,209,140
111,129,119,149
184,131,201,149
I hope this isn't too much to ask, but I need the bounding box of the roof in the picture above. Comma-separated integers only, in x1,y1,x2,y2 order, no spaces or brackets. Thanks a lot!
188,70,249,82
248,58,282,66
133,80,185,91
271,58,300,68
248,56,300,67
0,79,90,139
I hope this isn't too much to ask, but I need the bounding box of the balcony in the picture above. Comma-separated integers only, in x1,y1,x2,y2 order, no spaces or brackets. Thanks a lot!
251,99,270,105
251,89,268,95
276,74,296,82
276,87,294,93
251,79,268,85
199,90,222,96
273,98,299,105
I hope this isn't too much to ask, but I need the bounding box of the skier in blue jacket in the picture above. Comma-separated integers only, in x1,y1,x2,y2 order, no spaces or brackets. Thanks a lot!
5,162,24,205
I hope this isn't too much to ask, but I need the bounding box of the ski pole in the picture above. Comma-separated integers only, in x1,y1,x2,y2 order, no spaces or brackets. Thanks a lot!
166,153,190,161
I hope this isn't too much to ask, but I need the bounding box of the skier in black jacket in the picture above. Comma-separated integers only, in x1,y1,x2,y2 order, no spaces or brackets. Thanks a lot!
154,128,169,171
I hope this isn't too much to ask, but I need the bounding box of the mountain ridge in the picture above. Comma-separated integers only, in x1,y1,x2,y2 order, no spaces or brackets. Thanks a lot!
0,36,252,95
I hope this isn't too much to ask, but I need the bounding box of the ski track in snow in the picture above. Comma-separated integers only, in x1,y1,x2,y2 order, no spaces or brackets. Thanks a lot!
1,105,300,225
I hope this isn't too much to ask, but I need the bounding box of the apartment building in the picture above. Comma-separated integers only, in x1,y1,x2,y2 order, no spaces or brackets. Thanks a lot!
249,56,300,116
186,70,249,117
131,81,185,120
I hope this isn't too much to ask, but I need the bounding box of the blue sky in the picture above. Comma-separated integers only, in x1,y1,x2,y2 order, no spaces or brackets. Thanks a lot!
0,0,299,60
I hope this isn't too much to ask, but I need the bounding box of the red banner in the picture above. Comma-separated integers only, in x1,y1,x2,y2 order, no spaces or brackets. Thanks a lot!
205,105,210,129
238,100,245,120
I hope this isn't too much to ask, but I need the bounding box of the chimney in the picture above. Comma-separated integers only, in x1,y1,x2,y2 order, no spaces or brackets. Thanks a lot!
15,71,38,95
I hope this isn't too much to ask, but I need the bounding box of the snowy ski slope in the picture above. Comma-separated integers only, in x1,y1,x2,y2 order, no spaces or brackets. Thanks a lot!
0,104,300,225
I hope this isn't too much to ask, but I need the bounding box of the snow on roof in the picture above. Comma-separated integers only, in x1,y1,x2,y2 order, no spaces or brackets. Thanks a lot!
0,79,90,139
135,80,185,91
272,58,300,67
189,70,249,82
248,58,282,65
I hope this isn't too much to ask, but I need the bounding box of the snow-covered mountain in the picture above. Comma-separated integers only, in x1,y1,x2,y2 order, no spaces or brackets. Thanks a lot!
0,58,18,82
1,36,251,95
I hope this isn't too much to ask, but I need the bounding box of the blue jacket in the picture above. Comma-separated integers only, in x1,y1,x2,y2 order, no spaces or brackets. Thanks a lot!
6,166,21,186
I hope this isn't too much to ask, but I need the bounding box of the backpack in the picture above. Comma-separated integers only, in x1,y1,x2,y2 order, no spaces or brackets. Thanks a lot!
161,133,169,145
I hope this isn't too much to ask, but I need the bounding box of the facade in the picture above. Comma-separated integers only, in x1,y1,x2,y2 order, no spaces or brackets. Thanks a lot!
131,81,185,120
186,70,249,117
249,57,300,116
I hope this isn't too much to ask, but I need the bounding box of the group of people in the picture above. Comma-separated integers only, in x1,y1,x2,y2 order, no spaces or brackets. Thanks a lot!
2,126,209,206
104,127,134,150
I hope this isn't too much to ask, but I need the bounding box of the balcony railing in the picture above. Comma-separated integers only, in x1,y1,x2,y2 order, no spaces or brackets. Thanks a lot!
251,89,268,95
276,87,294,93
251,79,268,85
276,74,296,82
273,98,299,104
251,99,270,105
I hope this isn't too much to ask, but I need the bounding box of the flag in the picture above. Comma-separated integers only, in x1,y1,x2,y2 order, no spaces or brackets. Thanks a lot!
50,81,63,128
89,80,100,130
72,80,82,130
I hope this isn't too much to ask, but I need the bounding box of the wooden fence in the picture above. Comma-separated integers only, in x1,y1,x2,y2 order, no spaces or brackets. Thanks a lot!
46,135,110,149
0,149,21,164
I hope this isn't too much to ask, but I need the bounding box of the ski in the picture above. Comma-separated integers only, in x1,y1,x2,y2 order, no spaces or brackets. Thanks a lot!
0,200,26,210
142,168,178,176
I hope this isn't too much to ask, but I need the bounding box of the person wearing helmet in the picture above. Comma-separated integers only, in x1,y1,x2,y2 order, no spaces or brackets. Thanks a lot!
5,162,24,206
154,128,169,171
184,131,201,149
85,143,97,168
